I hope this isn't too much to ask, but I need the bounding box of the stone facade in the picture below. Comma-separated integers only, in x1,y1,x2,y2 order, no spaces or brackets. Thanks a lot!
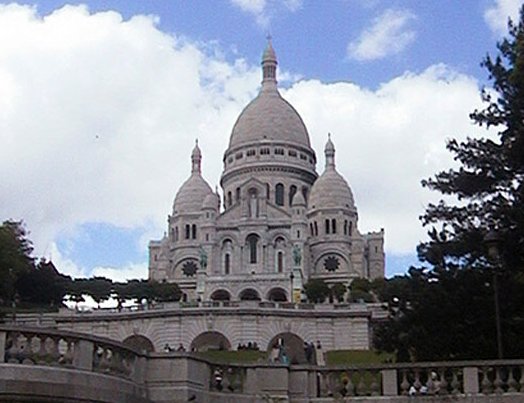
148,40,385,302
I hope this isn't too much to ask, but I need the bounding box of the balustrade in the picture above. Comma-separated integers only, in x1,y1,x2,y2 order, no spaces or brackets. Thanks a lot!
314,361,523,398
1,326,144,382
2,326,524,401
209,363,246,393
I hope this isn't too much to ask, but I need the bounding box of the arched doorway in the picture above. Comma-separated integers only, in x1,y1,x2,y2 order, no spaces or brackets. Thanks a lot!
191,331,231,352
267,287,288,302
239,288,261,301
211,289,231,301
122,335,155,353
268,332,306,364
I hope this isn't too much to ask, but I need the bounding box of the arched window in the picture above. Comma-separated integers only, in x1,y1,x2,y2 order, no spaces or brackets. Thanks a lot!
247,234,259,264
192,224,197,239
266,183,270,199
289,185,297,206
277,251,284,273
235,187,240,202
344,220,348,235
175,227,179,241
302,186,308,202
349,221,353,236
332,219,337,234
185,224,190,239
227,191,232,207
309,223,314,236
224,253,231,275
325,219,330,234
314,222,318,236
222,239,233,275
275,183,284,206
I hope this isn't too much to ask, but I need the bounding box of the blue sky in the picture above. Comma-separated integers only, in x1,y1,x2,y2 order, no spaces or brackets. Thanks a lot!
0,0,520,280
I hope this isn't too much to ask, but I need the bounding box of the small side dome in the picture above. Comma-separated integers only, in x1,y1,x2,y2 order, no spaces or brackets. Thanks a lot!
309,170,355,211
173,141,213,215
308,135,355,212
202,193,219,210
291,190,306,206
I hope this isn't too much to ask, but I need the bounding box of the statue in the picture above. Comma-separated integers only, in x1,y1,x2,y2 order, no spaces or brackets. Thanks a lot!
199,246,208,269
292,244,301,266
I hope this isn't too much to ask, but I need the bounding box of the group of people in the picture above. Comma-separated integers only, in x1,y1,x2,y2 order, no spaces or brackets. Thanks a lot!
304,340,323,364
163,343,186,352
236,342,260,351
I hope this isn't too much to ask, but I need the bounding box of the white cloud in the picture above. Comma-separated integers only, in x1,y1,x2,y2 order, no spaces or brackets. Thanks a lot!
284,64,486,254
484,0,521,35
230,0,302,28
0,4,489,277
92,263,148,282
348,8,416,61
0,4,259,265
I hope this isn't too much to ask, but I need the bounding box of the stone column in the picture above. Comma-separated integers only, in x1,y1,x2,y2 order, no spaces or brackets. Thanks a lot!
381,369,398,396
0,331,6,363
463,367,479,394
73,339,94,371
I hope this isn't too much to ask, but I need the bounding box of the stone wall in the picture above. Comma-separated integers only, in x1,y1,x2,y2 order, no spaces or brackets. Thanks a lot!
1,325,523,403
38,302,374,353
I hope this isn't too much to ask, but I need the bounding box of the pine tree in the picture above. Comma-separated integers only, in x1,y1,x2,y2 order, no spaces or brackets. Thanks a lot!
419,7,524,272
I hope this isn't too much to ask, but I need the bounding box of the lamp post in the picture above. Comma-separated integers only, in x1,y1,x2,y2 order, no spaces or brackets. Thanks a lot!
484,230,503,359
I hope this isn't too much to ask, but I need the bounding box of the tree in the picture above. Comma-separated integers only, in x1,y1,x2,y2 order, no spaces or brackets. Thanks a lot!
0,220,35,305
419,7,524,273
330,283,346,303
303,279,330,303
86,277,113,308
150,281,182,302
375,9,524,361
16,259,71,307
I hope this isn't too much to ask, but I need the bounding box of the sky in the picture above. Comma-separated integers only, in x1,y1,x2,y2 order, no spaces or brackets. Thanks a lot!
0,0,521,281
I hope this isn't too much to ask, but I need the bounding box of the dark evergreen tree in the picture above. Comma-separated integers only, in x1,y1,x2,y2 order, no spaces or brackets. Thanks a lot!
0,220,35,305
303,279,330,303
375,8,524,361
419,7,524,273
16,259,71,307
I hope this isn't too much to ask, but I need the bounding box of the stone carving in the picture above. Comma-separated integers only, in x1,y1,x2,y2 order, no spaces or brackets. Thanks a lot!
292,244,302,266
199,246,208,269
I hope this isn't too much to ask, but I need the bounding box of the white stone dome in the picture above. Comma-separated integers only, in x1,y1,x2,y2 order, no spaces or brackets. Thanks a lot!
202,192,219,210
228,91,311,148
308,135,355,212
173,141,213,215
228,40,311,149
173,175,213,215
309,169,355,211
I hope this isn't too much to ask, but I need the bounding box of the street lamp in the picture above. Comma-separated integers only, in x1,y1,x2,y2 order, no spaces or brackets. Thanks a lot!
484,230,503,359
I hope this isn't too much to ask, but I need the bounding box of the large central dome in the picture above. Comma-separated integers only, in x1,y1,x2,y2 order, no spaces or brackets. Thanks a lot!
228,40,311,149
221,40,317,189
228,88,311,148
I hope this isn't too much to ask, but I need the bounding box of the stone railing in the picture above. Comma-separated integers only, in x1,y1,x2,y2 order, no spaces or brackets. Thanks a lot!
1,325,523,402
312,360,524,398
65,300,372,314
0,325,147,383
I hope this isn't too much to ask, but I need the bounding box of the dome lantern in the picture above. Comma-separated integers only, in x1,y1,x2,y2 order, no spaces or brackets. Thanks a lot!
191,139,202,175
261,36,277,91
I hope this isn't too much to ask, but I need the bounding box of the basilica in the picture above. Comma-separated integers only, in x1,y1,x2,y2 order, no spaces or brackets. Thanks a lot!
148,40,385,303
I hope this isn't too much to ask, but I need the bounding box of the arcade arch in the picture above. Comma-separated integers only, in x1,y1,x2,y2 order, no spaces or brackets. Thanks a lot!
191,331,231,352
122,335,155,353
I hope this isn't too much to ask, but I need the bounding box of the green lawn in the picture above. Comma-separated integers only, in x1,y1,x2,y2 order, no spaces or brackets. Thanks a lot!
325,350,394,365
196,350,268,363
196,349,392,365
